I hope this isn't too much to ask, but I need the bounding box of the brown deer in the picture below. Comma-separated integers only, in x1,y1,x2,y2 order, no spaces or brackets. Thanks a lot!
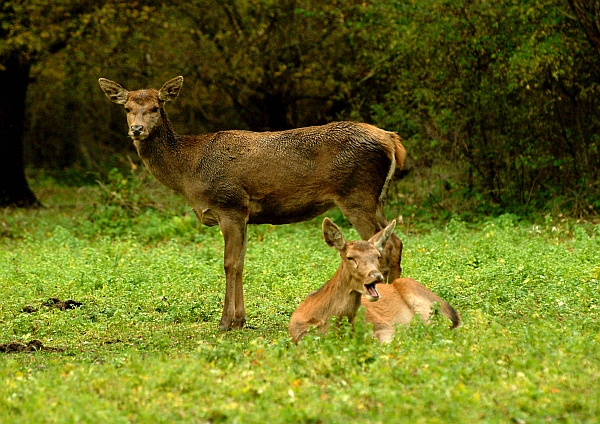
98,76,406,331
289,218,460,343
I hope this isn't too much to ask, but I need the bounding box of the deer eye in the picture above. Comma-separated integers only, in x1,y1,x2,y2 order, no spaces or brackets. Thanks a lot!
149,107,159,113
347,257,355,263
124,107,131,113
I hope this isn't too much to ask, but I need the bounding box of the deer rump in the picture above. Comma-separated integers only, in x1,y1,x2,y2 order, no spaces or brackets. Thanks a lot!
184,122,402,226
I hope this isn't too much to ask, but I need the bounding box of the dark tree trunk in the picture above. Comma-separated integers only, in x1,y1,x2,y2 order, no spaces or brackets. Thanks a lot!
568,0,600,60
0,54,40,208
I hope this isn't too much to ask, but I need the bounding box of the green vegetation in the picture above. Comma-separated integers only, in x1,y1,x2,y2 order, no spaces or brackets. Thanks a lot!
1,175,598,422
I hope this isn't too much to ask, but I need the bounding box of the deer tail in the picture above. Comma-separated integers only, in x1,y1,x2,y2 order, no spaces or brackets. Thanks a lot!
442,302,461,329
378,132,406,205
392,133,406,170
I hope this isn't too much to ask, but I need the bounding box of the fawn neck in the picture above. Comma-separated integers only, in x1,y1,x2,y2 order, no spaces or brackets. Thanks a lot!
312,265,363,324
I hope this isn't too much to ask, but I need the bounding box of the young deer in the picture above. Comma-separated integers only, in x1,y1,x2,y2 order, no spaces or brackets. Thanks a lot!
289,218,460,343
98,76,405,331
363,278,461,343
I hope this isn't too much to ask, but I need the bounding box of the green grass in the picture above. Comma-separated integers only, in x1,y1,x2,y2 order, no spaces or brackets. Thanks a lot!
0,174,599,423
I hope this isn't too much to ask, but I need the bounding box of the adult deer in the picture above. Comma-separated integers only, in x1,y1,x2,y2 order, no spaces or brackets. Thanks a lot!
98,76,405,331
289,218,460,343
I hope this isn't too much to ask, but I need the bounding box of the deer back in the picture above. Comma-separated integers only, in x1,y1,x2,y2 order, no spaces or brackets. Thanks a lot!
185,123,402,223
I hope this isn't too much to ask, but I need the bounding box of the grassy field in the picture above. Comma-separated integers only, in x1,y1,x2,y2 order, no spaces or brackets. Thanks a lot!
1,172,599,423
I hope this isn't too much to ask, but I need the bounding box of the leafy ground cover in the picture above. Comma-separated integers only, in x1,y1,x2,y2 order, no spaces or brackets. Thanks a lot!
0,174,598,423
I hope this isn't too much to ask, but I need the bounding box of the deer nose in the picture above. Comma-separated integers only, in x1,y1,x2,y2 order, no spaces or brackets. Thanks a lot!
131,125,143,135
369,270,383,282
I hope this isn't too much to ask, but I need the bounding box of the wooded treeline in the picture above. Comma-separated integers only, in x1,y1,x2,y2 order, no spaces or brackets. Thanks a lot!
1,0,599,214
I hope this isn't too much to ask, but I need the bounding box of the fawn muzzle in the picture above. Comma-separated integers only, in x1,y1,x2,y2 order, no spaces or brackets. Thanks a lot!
364,270,383,301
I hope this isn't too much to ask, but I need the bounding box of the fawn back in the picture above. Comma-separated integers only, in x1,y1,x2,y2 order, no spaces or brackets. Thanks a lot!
362,278,460,343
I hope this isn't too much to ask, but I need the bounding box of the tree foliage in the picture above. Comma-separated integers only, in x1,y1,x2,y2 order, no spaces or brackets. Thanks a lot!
369,0,600,212
0,0,158,205
8,0,600,213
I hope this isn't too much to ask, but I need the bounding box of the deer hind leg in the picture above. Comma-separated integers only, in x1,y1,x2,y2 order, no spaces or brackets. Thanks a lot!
384,233,403,282
410,297,437,325
376,203,403,281
218,213,249,331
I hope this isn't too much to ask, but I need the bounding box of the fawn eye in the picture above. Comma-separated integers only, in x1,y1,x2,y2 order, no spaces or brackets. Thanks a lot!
150,107,159,113
124,107,131,113
347,257,355,263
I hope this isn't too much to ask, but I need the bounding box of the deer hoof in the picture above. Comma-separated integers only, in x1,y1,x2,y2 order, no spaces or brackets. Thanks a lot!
218,316,246,331
231,317,246,329
218,317,233,331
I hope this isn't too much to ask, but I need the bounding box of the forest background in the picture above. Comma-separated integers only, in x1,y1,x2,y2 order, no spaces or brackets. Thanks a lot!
1,0,599,217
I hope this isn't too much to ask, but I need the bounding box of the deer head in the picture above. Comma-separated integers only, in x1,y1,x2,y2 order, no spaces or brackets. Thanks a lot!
98,76,184,142
322,218,396,302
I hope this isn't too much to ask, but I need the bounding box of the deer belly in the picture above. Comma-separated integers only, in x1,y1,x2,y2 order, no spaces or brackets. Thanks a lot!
248,198,335,225
192,208,219,227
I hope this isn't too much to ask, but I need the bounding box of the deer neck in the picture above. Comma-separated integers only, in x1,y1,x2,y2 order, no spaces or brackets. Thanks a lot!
135,111,185,192
314,266,363,323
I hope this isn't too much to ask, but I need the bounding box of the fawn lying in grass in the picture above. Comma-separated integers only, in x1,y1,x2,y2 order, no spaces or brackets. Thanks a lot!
289,218,460,343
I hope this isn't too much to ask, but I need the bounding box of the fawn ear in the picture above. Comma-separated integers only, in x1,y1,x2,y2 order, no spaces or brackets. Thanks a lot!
98,78,129,104
158,76,184,102
370,220,396,253
322,218,346,251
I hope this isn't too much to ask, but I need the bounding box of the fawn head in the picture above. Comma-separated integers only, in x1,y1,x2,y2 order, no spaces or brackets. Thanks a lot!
98,76,184,142
322,218,396,301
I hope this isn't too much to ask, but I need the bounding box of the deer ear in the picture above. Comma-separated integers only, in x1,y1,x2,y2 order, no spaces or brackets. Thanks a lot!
158,76,184,102
322,218,346,251
370,220,396,253
98,78,129,104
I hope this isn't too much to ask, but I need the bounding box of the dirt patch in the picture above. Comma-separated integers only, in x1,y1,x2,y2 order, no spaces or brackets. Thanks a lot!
21,305,38,313
43,297,83,310
21,297,83,313
0,340,63,353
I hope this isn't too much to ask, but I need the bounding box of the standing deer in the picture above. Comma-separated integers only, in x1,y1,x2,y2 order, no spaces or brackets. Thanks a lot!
289,218,460,343
98,76,405,331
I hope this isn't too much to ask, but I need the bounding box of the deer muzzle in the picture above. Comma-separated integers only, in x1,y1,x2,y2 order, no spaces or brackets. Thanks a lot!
364,270,383,302
130,125,144,137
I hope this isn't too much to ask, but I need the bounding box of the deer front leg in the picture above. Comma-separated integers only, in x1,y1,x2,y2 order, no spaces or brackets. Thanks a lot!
218,214,248,331
232,223,248,328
